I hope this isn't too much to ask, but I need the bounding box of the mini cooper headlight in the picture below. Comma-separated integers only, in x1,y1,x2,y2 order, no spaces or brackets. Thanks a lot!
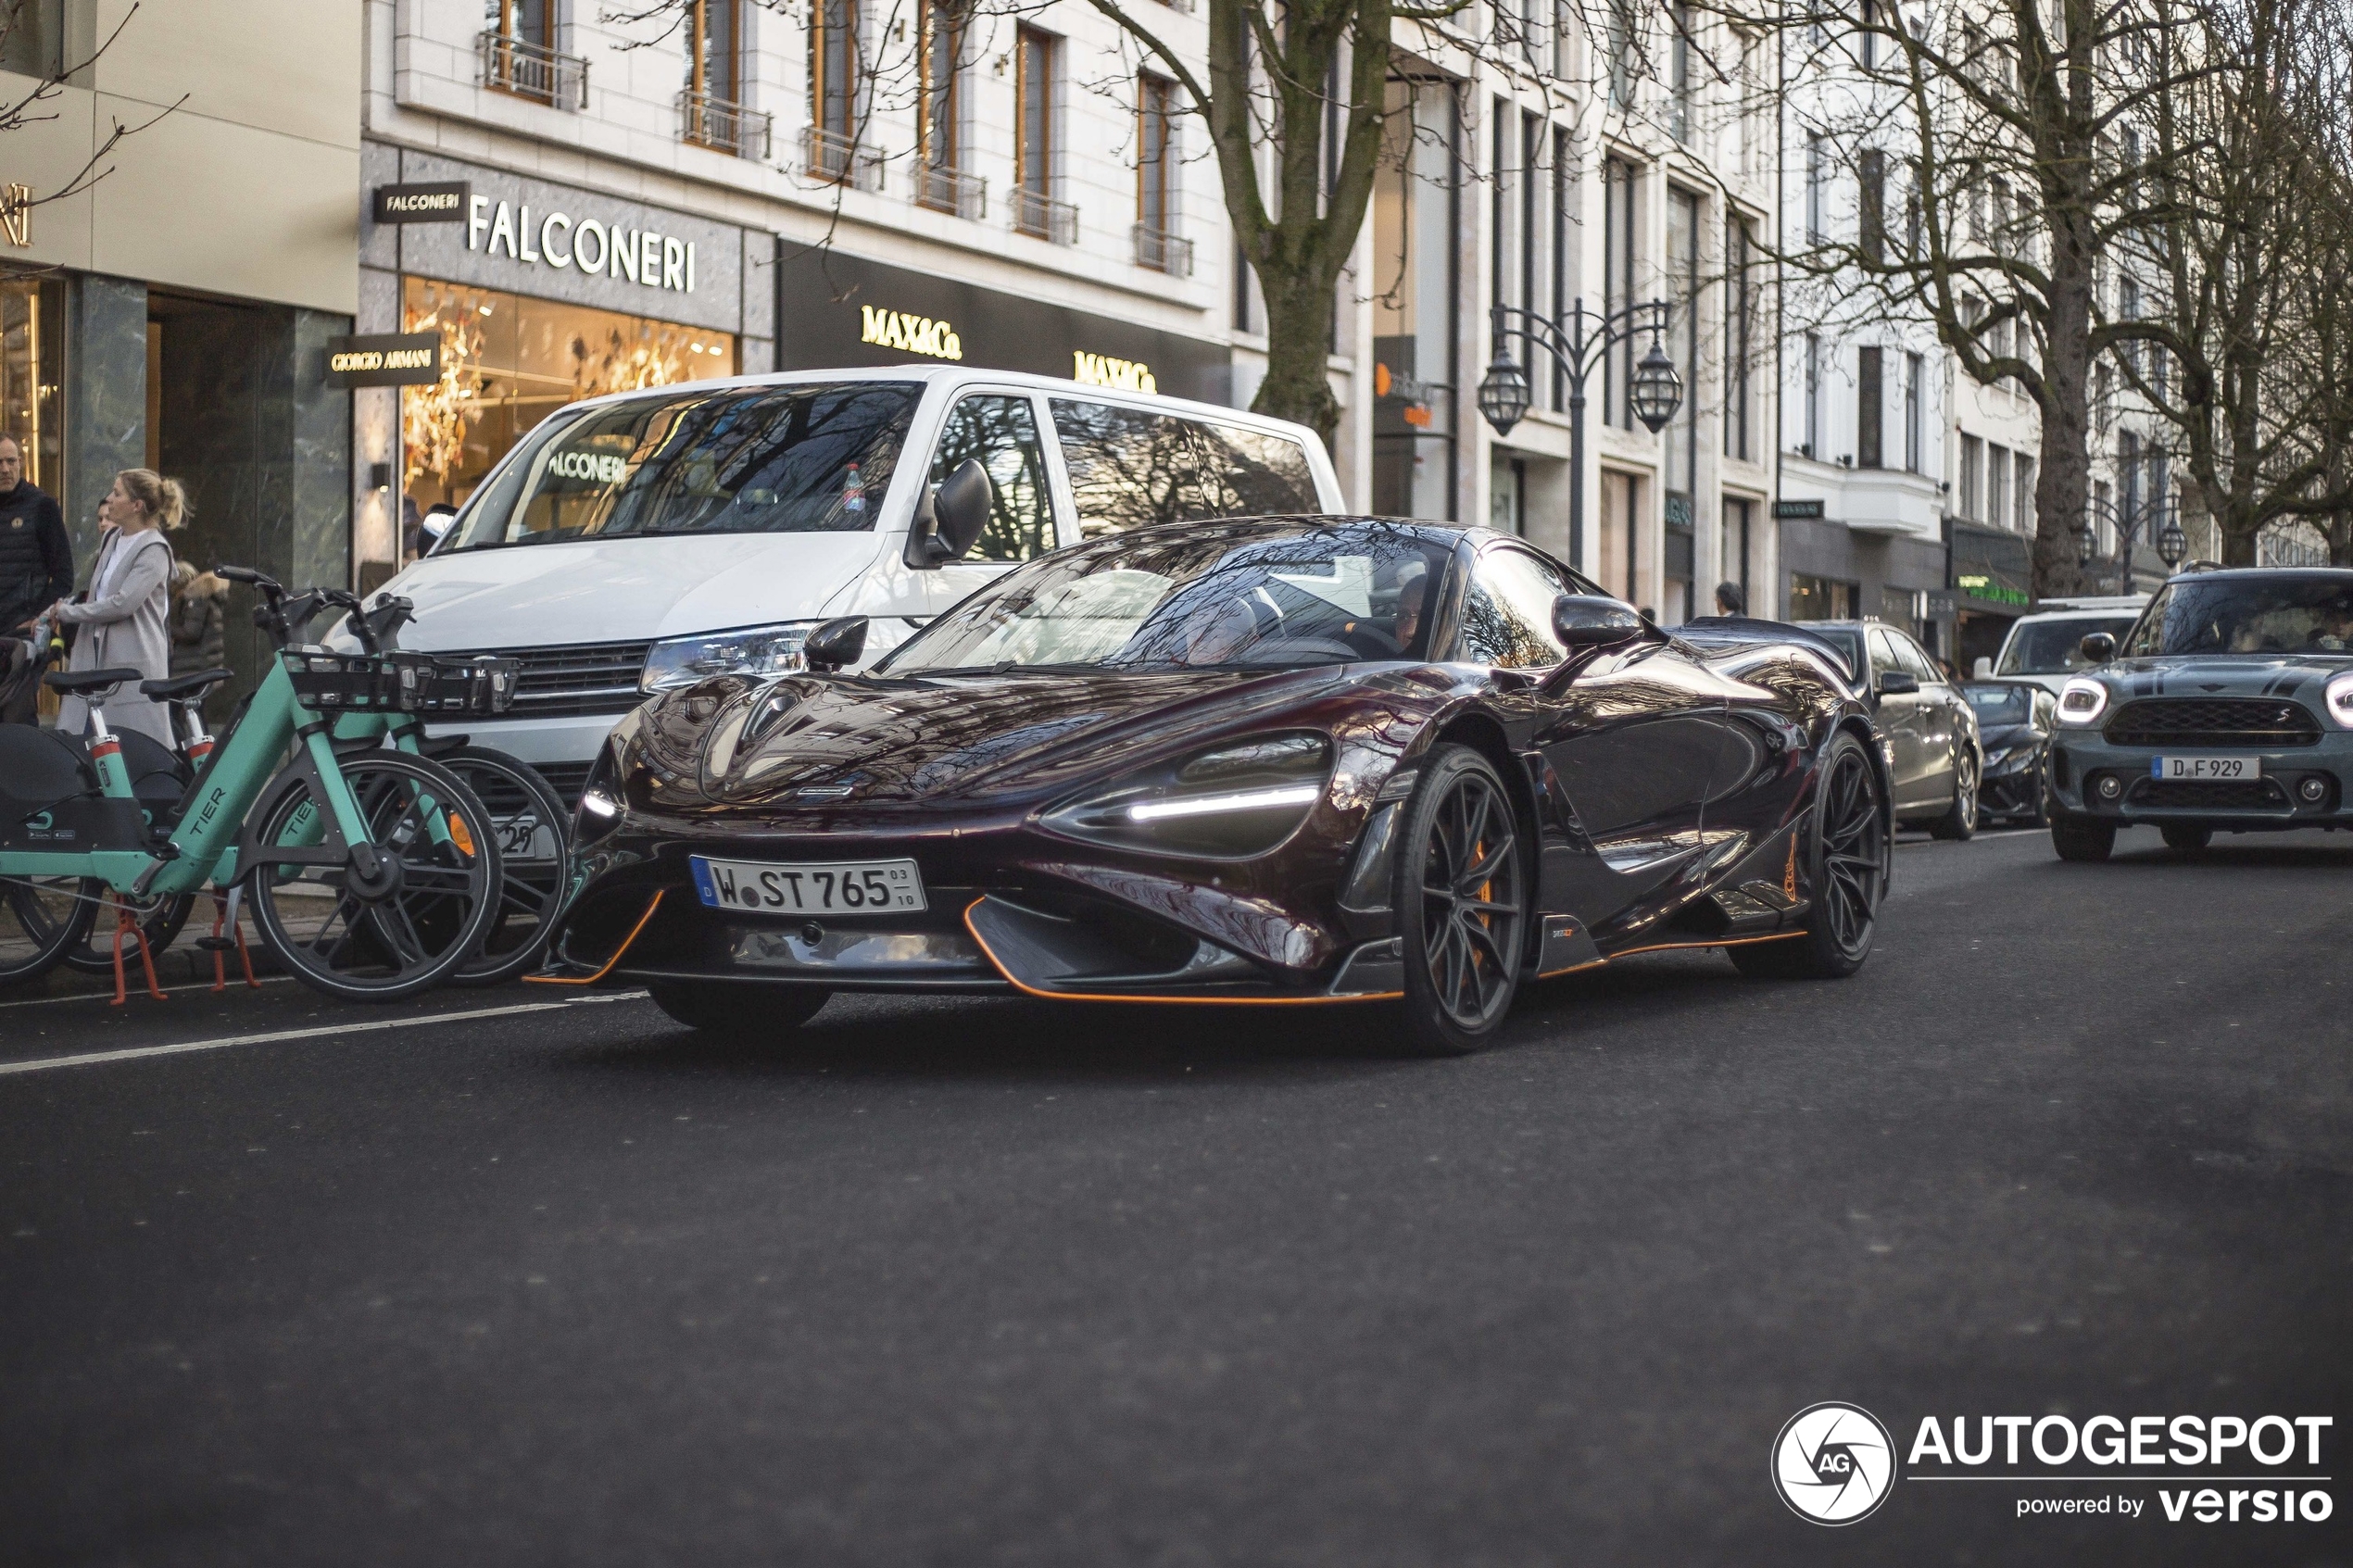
642,621,823,693
2327,671,2353,730
1041,734,1334,859
2057,677,2110,725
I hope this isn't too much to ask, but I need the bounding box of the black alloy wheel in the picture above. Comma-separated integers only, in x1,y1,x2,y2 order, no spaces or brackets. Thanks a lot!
2050,811,2117,863
1394,744,1529,1055
2161,823,2213,854
648,981,830,1036
1929,746,1980,840
1732,732,1887,980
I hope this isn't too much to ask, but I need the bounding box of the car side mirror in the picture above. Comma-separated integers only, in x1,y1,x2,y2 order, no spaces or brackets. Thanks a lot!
1551,594,1645,651
1877,670,1920,696
2079,632,2117,664
903,459,993,570
802,616,869,673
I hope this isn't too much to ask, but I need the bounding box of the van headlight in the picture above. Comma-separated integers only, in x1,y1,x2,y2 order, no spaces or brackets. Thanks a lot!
2057,677,2110,725
2326,671,2353,729
1040,734,1333,859
642,621,823,693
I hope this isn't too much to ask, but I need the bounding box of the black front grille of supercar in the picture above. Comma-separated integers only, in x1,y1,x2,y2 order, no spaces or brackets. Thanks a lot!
2103,697,2321,748
2127,777,2287,810
442,640,653,719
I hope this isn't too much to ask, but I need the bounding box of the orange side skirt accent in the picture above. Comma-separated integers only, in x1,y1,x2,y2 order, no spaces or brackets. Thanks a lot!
524,890,664,986
961,898,1400,1006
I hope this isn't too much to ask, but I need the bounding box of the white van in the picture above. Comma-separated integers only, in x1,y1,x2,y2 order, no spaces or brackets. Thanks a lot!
1977,595,2149,696
369,368,1343,797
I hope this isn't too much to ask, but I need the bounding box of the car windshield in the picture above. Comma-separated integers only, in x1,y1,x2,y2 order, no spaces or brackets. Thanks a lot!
442,382,921,551
1997,615,2141,674
879,527,1454,673
1963,684,2033,724
2123,573,2353,656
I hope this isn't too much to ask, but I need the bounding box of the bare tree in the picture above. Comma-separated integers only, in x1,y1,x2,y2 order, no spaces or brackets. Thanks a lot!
0,2,182,222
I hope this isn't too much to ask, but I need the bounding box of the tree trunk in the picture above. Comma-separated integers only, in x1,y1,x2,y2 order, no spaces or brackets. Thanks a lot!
1253,268,1340,443
2032,232,2095,598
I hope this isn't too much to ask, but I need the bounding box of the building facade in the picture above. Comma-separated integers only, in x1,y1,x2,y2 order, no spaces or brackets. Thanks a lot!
0,0,359,692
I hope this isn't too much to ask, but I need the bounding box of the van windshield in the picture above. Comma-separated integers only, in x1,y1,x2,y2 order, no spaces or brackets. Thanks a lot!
441,382,921,551
1997,614,2140,675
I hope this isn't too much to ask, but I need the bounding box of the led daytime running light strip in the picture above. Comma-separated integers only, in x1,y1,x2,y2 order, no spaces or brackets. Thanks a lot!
1126,784,1322,822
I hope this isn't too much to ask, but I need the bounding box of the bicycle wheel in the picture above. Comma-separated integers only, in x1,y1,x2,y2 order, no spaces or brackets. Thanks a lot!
434,746,570,986
0,873,97,986
245,751,503,1001
62,890,196,974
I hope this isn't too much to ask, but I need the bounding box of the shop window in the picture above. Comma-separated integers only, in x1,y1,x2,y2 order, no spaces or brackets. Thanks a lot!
932,395,1053,561
1787,573,1856,621
400,277,736,514
0,272,62,492
1050,399,1317,538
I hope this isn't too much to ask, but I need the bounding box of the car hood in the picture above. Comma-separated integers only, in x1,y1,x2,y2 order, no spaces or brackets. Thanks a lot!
373,533,890,651
2095,653,2353,700
649,665,1365,809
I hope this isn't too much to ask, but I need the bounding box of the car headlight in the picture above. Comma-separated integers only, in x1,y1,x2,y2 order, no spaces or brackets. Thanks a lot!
2057,677,2110,725
641,621,822,693
1982,745,2012,769
1040,734,1334,859
2326,671,2353,730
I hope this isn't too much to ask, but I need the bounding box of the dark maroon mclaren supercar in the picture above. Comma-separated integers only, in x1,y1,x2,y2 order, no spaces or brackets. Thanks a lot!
539,517,1893,1053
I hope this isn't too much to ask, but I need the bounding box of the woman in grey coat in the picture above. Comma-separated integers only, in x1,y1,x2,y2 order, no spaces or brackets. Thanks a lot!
52,469,188,746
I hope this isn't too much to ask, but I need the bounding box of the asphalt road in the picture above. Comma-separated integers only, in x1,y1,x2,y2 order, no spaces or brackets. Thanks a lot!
2,823,2347,1566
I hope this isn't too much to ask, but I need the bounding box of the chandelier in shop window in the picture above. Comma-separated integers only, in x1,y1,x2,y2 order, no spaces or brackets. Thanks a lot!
401,310,485,489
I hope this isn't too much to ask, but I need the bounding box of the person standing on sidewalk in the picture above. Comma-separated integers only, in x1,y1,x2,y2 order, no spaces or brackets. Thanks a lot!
52,469,187,746
0,433,72,725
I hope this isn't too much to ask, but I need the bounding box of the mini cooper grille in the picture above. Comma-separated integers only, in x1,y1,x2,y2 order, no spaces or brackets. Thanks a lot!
2127,777,2287,810
440,641,653,720
2103,697,2321,748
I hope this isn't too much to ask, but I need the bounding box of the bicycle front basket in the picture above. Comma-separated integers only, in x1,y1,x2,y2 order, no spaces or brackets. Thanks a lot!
282,650,405,712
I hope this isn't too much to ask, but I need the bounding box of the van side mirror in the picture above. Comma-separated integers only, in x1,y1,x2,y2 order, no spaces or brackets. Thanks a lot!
1551,594,1645,651
903,459,994,570
1971,656,1994,679
2079,632,2117,665
1876,670,1920,696
802,616,869,673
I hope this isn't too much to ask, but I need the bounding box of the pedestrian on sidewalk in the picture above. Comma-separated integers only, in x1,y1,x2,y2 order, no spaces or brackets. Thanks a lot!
1714,581,1746,617
0,433,72,725
53,469,187,746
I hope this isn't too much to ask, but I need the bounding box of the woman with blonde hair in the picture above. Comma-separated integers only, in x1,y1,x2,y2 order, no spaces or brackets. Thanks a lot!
52,469,188,746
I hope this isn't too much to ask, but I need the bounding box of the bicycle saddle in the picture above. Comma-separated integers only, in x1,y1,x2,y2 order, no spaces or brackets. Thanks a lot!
44,667,144,696
141,667,235,700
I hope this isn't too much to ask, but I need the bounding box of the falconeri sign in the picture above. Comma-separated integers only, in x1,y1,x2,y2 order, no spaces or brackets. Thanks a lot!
463,194,698,295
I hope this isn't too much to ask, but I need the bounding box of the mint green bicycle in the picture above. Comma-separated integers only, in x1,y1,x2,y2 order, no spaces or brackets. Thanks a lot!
0,567,514,1001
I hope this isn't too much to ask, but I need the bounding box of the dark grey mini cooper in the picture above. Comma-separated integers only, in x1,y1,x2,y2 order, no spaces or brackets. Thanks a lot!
2047,567,2353,859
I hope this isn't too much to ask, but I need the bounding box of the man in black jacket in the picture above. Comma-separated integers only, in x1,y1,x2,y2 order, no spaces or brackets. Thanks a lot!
0,434,74,724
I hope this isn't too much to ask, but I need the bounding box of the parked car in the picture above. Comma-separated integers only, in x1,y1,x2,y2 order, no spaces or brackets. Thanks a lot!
1980,596,2147,696
362,369,1344,802
2046,566,2353,859
1795,620,1983,838
545,518,1894,1055
1961,680,2057,825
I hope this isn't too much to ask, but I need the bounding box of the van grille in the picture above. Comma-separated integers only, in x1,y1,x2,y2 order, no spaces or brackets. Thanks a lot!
441,640,652,719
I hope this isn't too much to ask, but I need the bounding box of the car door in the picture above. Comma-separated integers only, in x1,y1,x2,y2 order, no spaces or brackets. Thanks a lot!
1461,549,1732,926
923,390,1061,616
1868,626,1927,808
1899,632,1967,799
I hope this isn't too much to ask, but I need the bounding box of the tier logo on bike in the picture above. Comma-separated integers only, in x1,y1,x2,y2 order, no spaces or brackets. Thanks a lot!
1773,1402,1897,1524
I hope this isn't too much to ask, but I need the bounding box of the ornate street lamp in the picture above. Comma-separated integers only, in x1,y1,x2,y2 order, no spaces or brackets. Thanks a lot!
1474,299,1676,570
2157,511,2187,569
2075,514,2101,569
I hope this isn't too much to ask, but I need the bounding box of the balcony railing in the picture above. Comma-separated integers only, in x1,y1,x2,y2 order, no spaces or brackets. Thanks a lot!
679,90,773,160
477,31,588,108
1132,223,1194,277
801,127,883,192
1012,187,1078,245
915,164,987,220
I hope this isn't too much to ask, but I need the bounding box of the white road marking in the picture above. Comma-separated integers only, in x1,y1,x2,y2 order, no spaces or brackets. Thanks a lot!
0,992,648,1078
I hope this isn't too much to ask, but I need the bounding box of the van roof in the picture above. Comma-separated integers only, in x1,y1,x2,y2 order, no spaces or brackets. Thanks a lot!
548,364,1326,445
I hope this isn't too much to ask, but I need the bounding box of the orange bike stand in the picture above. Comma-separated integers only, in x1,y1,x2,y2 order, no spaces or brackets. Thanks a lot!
108,897,168,1007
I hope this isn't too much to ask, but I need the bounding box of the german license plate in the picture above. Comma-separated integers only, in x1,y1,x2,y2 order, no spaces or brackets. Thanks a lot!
2153,755,2259,781
690,854,927,915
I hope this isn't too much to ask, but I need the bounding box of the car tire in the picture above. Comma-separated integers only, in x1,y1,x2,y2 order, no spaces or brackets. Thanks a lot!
2050,812,2117,862
1927,746,1980,841
1392,744,1528,1057
648,981,830,1036
2161,823,2212,853
1730,731,1887,981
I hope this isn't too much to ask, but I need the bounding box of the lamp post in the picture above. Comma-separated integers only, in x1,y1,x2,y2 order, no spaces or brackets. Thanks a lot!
2080,489,2178,595
1475,299,1680,573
